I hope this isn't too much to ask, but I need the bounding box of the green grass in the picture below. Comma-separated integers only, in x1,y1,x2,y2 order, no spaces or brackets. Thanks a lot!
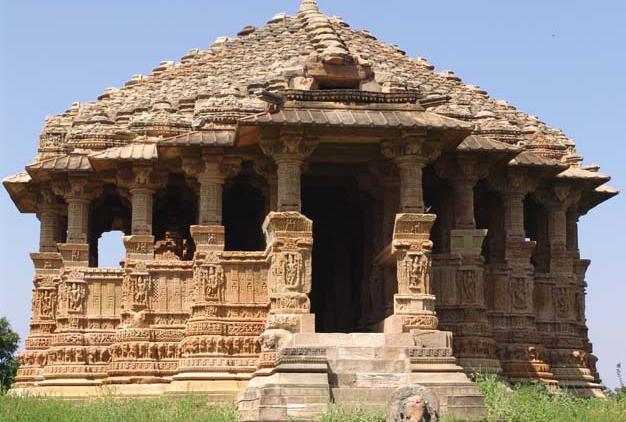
0,395,239,422
473,375,626,422
0,378,624,421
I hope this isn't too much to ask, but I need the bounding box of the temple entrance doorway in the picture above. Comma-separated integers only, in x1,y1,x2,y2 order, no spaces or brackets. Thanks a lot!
302,175,372,333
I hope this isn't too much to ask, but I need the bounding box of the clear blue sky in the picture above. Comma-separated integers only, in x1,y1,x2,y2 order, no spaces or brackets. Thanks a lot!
1,0,624,389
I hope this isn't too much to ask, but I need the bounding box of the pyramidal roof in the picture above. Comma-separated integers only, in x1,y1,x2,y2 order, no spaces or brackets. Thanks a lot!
33,0,588,168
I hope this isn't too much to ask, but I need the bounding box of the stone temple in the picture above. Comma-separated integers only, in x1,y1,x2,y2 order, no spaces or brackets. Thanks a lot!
3,0,618,420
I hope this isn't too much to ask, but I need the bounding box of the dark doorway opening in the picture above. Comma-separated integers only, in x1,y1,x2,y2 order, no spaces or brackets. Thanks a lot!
302,183,369,333
223,175,266,252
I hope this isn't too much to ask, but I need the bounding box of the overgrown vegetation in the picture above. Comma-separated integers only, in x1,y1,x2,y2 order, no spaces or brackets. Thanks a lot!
0,317,20,393
0,396,239,422
474,375,626,422
0,377,624,421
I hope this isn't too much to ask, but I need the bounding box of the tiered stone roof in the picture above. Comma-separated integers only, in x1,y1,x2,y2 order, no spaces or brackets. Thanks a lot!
5,0,617,212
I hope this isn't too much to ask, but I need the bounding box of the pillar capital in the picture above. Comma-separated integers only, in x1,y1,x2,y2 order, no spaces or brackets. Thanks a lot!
260,131,318,212
381,137,433,214
259,130,319,162
436,155,489,229
182,153,240,226
51,175,99,201
533,184,581,211
435,155,488,185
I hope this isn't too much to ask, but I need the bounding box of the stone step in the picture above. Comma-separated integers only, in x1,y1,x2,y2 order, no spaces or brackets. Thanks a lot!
328,359,408,374
330,387,397,404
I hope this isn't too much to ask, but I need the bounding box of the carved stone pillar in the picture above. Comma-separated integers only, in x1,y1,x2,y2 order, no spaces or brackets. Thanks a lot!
260,131,318,213
490,172,554,382
194,157,226,226
118,165,157,261
129,171,154,236
65,178,90,244
534,186,602,396
263,212,315,334
38,188,60,253
52,176,95,268
434,157,500,374
377,137,442,333
382,137,428,213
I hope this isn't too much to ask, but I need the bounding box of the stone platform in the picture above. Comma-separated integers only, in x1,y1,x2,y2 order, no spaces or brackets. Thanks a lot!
238,332,486,421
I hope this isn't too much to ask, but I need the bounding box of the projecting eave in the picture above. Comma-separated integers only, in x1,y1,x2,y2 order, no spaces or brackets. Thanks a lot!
26,153,93,181
580,184,619,215
88,142,158,172
237,104,472,148
2,172,37,213
508,151,568,178
455,135,521,163
157,129,236,160
556,166,611,190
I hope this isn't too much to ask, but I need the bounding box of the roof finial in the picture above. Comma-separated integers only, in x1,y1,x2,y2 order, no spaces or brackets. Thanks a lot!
299,0,320,13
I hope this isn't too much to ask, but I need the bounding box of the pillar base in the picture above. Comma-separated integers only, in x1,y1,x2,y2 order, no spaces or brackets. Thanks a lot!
57,243,89,267
190,225,225,253
123,235,154,261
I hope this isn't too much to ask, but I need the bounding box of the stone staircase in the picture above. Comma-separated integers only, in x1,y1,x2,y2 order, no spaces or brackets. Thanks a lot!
239,332,486,421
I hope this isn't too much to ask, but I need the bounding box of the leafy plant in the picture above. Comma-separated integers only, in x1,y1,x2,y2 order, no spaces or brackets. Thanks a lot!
0,317,20,393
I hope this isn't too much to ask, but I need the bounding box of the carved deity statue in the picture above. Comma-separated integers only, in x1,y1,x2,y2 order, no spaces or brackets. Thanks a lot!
459,270,477,302
510,278,529,310
204,265,224,301
68,283,84,313
284,253,301,288
134,275,150,305
555,287,571,318
39,290,55,318
407,253,430,293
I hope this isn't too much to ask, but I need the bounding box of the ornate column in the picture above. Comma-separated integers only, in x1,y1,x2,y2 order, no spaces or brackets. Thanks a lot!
129,166,154,235
491,172,553,382
534,185,602,396
14,188,64,387
379,136,440,333
119,165,157,261
65,178,90,244
183,153,241,254
52,176,95,267
260,130,318,213
37,188,60,253
434,157,500,374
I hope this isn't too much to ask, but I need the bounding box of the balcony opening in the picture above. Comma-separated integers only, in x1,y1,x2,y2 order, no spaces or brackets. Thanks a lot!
97,231,126,268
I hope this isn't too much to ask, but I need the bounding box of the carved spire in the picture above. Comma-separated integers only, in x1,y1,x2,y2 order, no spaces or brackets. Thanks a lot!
299,0,319,13
298,0,353,65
